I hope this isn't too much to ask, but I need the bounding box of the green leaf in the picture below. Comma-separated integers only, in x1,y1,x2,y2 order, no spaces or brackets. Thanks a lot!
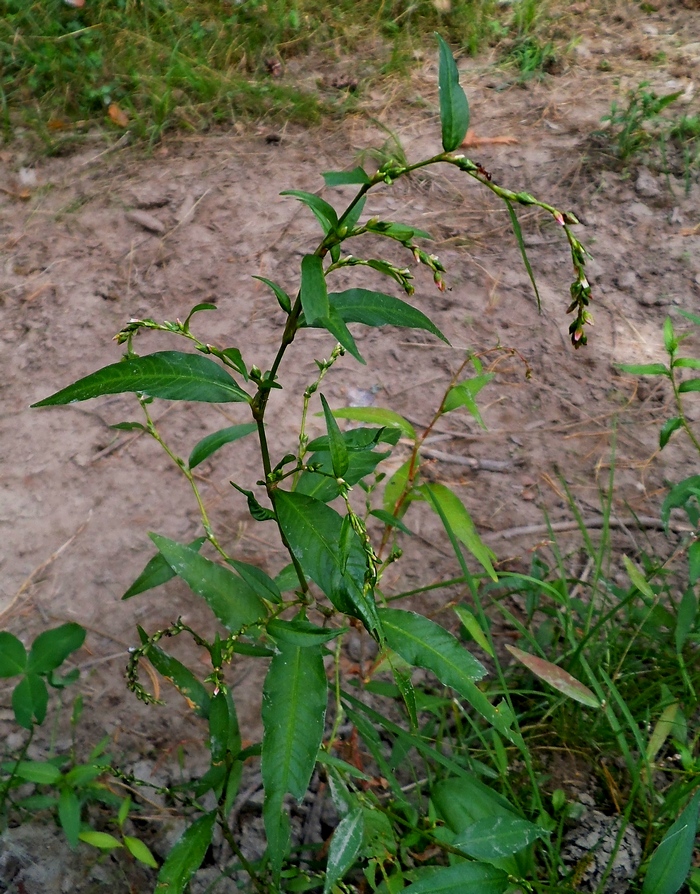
421,483,497,581
364,220,433,242
145,645,211,717
12,674,49,729
275,491,382,639
324,808,364,893
32,352,250,407
301,254,330,326
323,167,370,187
453,815,548,860
378,609,486,696
504,199,541,311
0,632,27,677
27,623,86,675
673,357,700,370
443,373,494,428
676,588,697,651
664,316,678,354
122,537,206,600
677,309,700,326
660,417,682,449
329,407,416,440
307,426,401,453
124,836,159,869
506,645,600,708
110,421,147,432
227,559,282,604
383,456,416,518
149,534,267,633
297,447,391,502
678,378,700,393
642,789,700,894
155,812,217,894
402,862,508,894
262,639,327,872
325,289,448,343
369,509,412,535
623,554,656,599
231,482,276,521
281,190,339,233
12,760,61,784
436,33,470,152
688,541,700,585
662,475,700,530
454,605,494,657
320,394,349,478
188,423,257,469
79,831,123,850
252,276,292,314
59,787,81,849
317,307,365,364
267,618,347,647
617,362,670,377
219,347,248,380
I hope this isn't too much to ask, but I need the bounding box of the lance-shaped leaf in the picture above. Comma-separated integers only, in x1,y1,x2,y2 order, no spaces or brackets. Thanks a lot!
660,417,682,449
296,446,390,502
436,33,470,152
316,307,365,364
618,362,670,377
188,423,257,469
421,483,497,581
281,189,339,233
267,618,346,647
123,537,206,600
262,639,327,872
32,351,250,406
642,789,700,894
661,475,700,530
453,815,549,861
443,373,494,428
402,862,508,894
328,407,416,440
323,289,448,342
275,490,382,639
324,807,364,893
323,167,371,187
506,645,600,708
227,559,281,604
252,275,292,313
301,254,330,326
320,393,349,478
505,199,541,310
155,812,217,894
144,644,211,717
149,535,267,633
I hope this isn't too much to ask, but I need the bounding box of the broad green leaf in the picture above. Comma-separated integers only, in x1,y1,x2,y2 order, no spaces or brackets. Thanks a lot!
307,426,400,454
145,644,211,717
64,764,104,786
453,816,548,860
296,447,391,502
12,760,61,784
227,559,282,604
12,673,48,729
623,555,655,600
325,289,448,343
454,605,494,657
661,476,700,530
155,812,217,894
124,836,159,869
504,199,541,310
323,167,370,187
27,623,86,675
364,220,433,242
320,394,349,478
317,307,365,364
122,537,206,600
436,33,470,152
673,357,700,370
378,609,486,692
149,534,267,633
274,563,302,592
262,639,327,871
188,423,257,469
0,632,27,677
676,588,697,652
32,352,250,406
678,378,700,393
660,417,682,449
642,790,700,894
330,407,416,440
267,618,346,647
689,540,700,585
281,189,339,232
252,275,292,313
421,483,497,581
79,831,122,850
275,491,382,639
402,862,508,894
324,808,364,894
617,362,670,377
301,254,330,326
505,645,600,708
59,787,81,849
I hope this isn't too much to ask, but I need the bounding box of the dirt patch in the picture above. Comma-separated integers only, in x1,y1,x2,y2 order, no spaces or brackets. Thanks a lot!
1,2,700,888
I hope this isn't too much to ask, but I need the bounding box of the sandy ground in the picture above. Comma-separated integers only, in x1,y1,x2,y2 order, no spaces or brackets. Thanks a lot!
1,1,700,889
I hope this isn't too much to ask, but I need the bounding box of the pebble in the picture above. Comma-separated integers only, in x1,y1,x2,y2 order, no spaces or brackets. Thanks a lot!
126,209,166,234
617,270,638,291
635,167,660,199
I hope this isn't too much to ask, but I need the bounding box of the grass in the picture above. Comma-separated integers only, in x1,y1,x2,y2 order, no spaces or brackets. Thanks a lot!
1,0,547,148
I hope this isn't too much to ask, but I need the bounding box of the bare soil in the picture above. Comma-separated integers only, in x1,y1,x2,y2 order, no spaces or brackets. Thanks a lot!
1,1,700,889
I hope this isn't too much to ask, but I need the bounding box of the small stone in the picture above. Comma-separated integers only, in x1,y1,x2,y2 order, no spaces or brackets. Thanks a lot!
626,202,654,221
126,209,166,234
635,168,660,199
617,270,638,291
